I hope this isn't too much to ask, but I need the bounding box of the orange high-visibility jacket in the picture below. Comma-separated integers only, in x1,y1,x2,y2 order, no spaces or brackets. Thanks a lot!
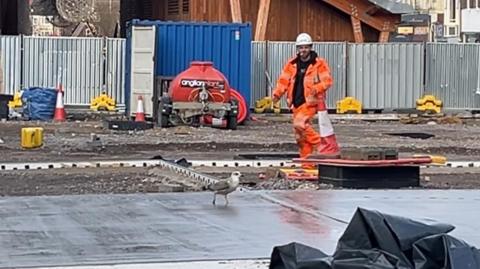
273,55,333,108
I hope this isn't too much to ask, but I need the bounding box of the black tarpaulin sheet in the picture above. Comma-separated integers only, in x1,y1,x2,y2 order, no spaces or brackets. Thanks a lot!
270,208,480,269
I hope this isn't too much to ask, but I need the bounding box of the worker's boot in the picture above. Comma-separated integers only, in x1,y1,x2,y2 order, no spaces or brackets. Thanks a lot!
297,140,317,170
301,162,316,170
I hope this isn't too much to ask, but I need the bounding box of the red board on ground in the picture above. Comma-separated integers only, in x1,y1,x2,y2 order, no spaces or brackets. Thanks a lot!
293,157,432,167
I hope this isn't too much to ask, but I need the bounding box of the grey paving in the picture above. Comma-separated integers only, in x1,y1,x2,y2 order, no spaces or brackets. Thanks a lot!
1,190,479,268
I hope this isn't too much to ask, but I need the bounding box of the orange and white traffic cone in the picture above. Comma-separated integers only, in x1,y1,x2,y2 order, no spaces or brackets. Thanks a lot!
317,94,340,155
53,89,66,122
135,95,146,122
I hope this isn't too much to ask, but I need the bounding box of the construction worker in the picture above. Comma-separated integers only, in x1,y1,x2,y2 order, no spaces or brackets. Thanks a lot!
272,33,340,167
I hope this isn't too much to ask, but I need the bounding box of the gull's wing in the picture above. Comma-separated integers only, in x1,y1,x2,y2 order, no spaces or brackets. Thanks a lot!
207,180,230,191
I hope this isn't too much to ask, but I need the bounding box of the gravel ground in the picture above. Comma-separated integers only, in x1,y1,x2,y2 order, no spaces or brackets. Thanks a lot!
0,114,479,196
1,114,480,162
0,166,208,196
0,165,477,197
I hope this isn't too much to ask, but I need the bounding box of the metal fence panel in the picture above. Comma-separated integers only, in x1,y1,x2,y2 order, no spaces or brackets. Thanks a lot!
264,42,346,109
250,41,267,108
347,43,424,110
313,42,347,108
266,42,292,109
23,37,104,106
0,36,21,95
106,38,126,108
425,43,480,110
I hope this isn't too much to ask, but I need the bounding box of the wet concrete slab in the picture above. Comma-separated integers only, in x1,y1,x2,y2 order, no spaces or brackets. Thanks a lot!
267,190,480,248
1,190,479,268
33,259,270,269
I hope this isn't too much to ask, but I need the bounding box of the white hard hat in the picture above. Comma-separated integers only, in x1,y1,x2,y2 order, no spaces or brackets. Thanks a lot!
296,33,313,46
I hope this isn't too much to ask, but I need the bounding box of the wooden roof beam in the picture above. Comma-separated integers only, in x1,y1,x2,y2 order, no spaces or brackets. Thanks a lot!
230,0,242,23
254,0,271,41
379,31,390,42
365,5,381,16
351,16,365,43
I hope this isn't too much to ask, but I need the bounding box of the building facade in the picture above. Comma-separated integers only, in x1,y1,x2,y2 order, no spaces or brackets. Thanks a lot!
120,0,405,42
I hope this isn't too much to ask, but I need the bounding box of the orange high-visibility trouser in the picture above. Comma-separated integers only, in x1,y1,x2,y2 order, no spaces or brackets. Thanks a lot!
292,103,321,159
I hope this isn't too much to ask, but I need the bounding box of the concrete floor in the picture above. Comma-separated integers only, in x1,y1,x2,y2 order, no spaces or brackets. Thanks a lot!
30,260,270,269
1,190,479,268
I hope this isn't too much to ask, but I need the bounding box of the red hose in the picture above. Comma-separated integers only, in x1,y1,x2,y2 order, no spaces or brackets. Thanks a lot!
230,88,248,124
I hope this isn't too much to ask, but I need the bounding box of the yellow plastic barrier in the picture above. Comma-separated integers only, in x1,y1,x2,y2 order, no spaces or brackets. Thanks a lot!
90,92,116,111
416,95,442,114
8,92,22,108
336,97,362,114
254,97,280,114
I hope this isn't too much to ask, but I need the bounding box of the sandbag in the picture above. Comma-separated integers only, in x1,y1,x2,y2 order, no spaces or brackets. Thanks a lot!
413,234,480,269
22,87,57,121
270,242,331,269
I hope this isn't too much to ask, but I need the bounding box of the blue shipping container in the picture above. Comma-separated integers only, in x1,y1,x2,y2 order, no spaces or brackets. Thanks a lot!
126,20,252,111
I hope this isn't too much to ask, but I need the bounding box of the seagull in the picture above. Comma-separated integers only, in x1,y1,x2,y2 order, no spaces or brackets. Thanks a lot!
207,171,242,205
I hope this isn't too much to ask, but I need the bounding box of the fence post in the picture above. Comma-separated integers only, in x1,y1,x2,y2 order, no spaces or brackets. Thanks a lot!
0,48,3,94
422,42,427,97
265,40,269,97
20,35,24,92
102,36,107,95
344,41,349,100
476,45,480,95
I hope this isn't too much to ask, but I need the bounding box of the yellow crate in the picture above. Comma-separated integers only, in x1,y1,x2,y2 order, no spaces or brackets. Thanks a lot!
21,127,44,149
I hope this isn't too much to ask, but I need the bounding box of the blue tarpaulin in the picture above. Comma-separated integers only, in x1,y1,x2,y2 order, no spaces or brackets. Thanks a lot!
22,87,57,121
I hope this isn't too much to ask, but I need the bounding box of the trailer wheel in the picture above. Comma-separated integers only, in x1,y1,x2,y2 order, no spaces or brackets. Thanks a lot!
158,97,172,128
227,114,238,130
227,99,239,130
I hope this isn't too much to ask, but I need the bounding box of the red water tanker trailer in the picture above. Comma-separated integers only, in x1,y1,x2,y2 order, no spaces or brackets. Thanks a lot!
157,61,247,130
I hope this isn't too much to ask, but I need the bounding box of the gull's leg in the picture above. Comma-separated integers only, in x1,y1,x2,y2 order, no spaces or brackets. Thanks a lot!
213,193,216,205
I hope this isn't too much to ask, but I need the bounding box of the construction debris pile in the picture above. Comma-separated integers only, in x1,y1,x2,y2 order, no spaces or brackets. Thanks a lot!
30,0,111,36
